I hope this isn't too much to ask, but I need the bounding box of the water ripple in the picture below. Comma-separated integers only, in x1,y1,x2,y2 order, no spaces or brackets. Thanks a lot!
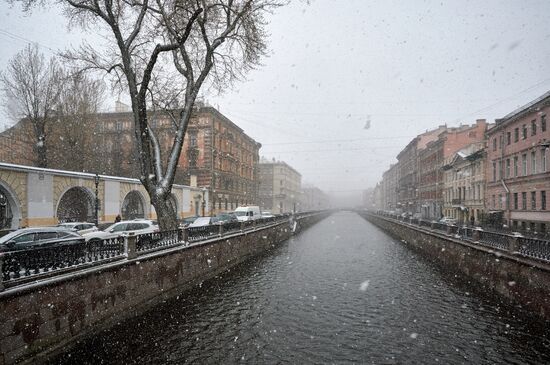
54,211,550,365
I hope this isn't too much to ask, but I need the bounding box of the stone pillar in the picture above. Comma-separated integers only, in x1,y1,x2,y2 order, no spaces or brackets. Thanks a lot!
473,227,482,242
509,232,523,253
125,233,137,260
182,228,189,245
218,224,224,237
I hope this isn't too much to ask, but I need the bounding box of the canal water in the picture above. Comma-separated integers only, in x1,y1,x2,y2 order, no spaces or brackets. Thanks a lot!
55,211,550,364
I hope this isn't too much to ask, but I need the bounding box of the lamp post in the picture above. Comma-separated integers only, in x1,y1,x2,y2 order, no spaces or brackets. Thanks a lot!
94,174,100,226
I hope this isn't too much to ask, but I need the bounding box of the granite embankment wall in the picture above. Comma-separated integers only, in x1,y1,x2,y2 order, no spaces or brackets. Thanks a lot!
362,213,550,322
0,212,330,364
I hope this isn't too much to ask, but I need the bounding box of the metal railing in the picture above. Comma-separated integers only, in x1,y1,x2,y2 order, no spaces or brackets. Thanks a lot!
518,237,550,261
136,230,180,252
0,211,328,290
367,211,550,264
188,225,221,243
2,237,124,283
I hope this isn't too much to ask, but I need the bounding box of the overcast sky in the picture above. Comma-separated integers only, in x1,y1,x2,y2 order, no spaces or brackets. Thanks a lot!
1,0,550,201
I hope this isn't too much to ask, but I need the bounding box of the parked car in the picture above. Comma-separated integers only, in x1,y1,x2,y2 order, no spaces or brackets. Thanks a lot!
82,219,158,242
234,206,261,222
0,227,84,252
189,217,221,227
57,222,98,235
439,217,457,225
261,211,275,218
180,216,199,227
216,212,239,224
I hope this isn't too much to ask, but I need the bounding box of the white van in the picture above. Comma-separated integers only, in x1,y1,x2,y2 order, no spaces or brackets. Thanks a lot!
234,206,261,222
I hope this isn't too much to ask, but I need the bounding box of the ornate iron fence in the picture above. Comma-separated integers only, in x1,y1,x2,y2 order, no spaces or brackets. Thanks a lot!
518,237,550,261
187,225,220,243
136,230,180,252
2,237,124,283
476,230,510,251
0,211,325,289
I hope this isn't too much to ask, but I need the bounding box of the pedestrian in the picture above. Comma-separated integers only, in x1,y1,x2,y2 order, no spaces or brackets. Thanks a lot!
470,215,475,227
115,214,121,223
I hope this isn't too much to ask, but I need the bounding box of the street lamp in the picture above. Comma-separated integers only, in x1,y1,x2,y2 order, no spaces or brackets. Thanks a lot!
94,174,100,226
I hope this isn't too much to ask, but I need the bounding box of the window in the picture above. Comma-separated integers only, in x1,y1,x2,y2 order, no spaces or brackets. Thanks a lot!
522,124,527,139
531,120,537,136
12,233,34,243
506,131,511,145
492,195,496,208
35,232,58,240
116,121,123,131
522,192,527,210
542,191,547,211
189,132,198,147
531,191,536,210
513,192,518,210
498,194,502,209
543,149,547,172
513,156,518,177
522,154,527,176
542,115,547,132
514,128,519,142
492,138,497,151
505,159,510,178
531,151,537,174
498,160,502,179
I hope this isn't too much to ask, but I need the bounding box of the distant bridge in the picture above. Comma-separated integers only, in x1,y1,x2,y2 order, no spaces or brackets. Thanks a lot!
0,162,210,229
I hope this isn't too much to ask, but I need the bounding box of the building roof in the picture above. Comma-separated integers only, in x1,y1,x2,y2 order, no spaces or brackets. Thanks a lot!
491,90,550,132
259,158,301,177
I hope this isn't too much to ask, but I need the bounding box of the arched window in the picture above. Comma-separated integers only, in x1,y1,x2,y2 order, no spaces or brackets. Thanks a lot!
121,191,145,220
57,187,94,223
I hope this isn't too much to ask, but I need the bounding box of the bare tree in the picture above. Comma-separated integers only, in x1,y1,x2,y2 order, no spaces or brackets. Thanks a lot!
47,73,105,172
1,44,63,168
16,0,283,230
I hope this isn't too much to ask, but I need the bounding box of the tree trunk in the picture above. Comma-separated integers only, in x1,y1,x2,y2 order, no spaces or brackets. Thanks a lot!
35,139,47,168
151,194,179,231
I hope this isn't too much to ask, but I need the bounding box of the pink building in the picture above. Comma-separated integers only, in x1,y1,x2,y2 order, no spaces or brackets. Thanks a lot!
486,91,550,233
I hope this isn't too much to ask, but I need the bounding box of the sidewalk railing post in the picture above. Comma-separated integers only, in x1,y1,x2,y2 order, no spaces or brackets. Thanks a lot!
125,233,137,260
509,232,523,253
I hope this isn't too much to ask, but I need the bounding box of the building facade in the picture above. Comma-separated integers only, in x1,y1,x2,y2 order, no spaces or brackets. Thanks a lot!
0,104,261,215
442,142,486,224
417,120,487,220
381,163,399,211
396,126,446,215
301,186,330,211
258,159,302,213
486,91,550,232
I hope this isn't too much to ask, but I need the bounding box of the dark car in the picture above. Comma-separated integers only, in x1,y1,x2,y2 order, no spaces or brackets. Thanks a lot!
216,212,239,224
180,216,199,228
0,227,84,253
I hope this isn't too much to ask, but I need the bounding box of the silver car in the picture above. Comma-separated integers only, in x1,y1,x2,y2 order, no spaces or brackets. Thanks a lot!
82,219,159,242
57,222,98,235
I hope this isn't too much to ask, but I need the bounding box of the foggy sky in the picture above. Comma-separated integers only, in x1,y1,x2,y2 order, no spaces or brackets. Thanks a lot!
1,0,550,200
